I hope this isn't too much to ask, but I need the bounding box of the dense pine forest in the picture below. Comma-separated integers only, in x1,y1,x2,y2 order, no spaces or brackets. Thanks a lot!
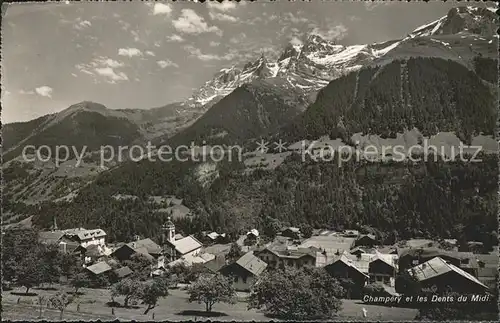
284,57,496,143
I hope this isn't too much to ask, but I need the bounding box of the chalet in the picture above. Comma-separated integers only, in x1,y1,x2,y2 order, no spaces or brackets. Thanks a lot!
299,235,356,261
38,230,66,244
206,232,220,241
397,248,478,274
324,254,369,297
281,227,301,239
114,266,133,279
112,238,164,268
86,261,112,276
204,254,228,273
466,241,484,253
409,257,489,294
167,252,215,268
38,230,81,254
350,247,367,257
219,252,267,291
244,229,260,246
355,234,379,248
475,253,499,289
402,239,435,249
64,229,107,248
75,244,108,264
205,232,227,244
246,229,260,240
342,230,360,238
255,246,320,269
368,252,398,286
398,248,454,272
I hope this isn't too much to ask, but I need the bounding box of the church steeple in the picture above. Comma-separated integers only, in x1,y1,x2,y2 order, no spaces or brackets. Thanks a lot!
162,216,175,243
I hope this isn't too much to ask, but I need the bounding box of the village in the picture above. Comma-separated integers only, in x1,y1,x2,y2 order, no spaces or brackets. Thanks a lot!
2,214,497,321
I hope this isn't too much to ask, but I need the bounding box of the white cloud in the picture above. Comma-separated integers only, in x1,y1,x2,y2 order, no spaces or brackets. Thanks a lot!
118,47,143,57
184,45,236,61
94,57,124,68
284,12,309,24
209,12,238,22
76,64,94,75
95,67,129,82
229,32,247,44
289,36,303,47
167,34,185,42
145,51,156,57
157,60,179,69
209,41,220,47
311,25,348,41
76,57,127,83
74,19,91,30
153,3,173,16
19,89,35,95
173,9,222,36
207,2,238,11
35,86,53,98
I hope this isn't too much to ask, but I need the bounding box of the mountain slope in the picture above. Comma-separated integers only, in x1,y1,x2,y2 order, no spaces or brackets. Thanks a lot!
167,78,312,145
284,57,496,144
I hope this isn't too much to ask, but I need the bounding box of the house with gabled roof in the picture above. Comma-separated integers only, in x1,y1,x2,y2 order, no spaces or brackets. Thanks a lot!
408,257,489,294
112,238,164,268
281,227,301,239
355,234,379,248
255,245,320,269
219,251,267,291
324,253,369,294
64,229,107,248
86,261,112,276
368,251,398,286
114,266,133,279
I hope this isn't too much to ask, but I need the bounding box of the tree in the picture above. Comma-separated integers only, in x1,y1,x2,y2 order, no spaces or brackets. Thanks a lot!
248,267,344,320
300,224,313,238
261,216,281,239
395,271,421,295
226,243,244,263
168,262,191,284
140,278,169,314
111,277,144,307
48,292,74,320
124,253,154,281
15,253,45,294
38,243,64,286
33,295,47,318
187,273,236,312
70,270,92,295
2,228,40,283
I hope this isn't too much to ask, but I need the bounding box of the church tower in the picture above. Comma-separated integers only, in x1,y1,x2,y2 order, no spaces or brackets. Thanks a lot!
162,216,175,243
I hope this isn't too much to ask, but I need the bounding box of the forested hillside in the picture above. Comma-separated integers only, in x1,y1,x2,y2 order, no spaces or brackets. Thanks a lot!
3,110,142,162
30,152,498,248
164,78,311,146
284,57,496,144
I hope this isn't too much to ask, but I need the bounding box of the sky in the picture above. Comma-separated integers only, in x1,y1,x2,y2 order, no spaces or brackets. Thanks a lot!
2,0,468,124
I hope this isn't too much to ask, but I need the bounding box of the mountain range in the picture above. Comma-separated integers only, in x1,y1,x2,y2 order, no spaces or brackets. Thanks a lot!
2,6,498,240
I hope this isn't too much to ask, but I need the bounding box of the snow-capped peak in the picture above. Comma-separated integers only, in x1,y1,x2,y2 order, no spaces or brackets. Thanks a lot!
186,6,496,109
407,5,497,39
